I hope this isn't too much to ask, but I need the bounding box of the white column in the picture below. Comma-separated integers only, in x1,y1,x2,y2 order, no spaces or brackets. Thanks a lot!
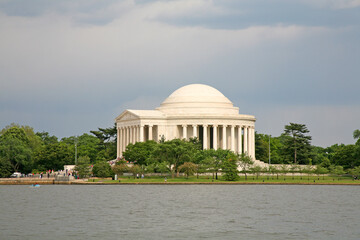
129,126,133,144
139,125,144,142
251,127,255,159
231,125,235,151
149,125,153,140
116,127,120,157
132,126,134,143
213,125,218,150
123,128,127,153
138,125,140,142
182,125,187,139
222,125,227,149
128,126,131,147
135,126,138,143
132,126,135,144
238,126,242,154
135,126,138,142
244,126,248,155
125,127,129,149
203,124,208,149
248,127,252,157
120,128,124,156
121,128,125,153
192,125,197,138
132,126,136,144
121,128,125,157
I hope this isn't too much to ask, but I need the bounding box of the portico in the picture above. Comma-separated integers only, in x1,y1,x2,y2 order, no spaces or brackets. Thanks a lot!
115,84,256,159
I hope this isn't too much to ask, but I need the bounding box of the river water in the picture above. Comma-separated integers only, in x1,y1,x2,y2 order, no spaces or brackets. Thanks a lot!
0,185,359,240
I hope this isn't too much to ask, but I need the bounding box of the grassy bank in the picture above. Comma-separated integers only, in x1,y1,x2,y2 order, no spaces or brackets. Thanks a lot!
87,175,360,185
1,175,359,185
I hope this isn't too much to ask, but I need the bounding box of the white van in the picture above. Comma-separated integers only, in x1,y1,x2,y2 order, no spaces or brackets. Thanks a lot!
10,172,21,178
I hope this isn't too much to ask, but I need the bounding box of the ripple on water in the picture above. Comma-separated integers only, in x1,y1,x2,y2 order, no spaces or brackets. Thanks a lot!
1,185,360,240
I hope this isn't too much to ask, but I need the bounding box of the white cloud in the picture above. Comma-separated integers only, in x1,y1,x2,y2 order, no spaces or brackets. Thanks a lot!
302,0,360,9
0,0,359,144
138,0,236,20
0,5,331,95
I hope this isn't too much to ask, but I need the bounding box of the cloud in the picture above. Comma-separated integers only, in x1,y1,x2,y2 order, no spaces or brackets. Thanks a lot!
302,0,360,9
0,0,359,146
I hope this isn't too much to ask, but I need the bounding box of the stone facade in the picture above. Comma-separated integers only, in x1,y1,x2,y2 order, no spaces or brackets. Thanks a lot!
115,84,256,159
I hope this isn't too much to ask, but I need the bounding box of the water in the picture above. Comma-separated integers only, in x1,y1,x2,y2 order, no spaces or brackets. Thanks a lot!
0,185,359,240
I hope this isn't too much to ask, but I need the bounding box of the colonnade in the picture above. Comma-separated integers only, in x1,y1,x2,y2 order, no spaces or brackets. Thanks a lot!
180,124,255,158
117,125,156,158
117,124,255,159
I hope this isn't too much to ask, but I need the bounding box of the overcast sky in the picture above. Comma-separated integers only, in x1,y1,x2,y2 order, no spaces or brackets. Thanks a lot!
0,0,359,147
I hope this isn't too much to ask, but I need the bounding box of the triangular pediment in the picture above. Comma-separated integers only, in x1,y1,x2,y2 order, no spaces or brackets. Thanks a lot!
115,109,166,122
115,110,140,121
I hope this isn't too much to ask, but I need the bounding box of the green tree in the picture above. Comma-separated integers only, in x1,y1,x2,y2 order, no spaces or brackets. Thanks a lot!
349,166,360,179
61,134,101,163
282,123,312,164
250,165,262,179
353,129,360,143
0,126,32,173
33,142,73,171
77,134,101,162
238,153,254,180
123,140,157,165
0,158,13,177
280,164,289,179
199,149,232,180
157,161,171,175
90,125,117,160
1,123,42,154
303,165,314,180
332,144,358,169
271,136,284,164
311,146,329,166
130,165,142,178
112,161,129,176
329,165,345,177
178,162,197,179
290,164,299,179
75,156,91,178
92,161,113,178
268,165,279,179
150,139,199,178
222,154,239,181
36,131,58,145
314,165,329,180
255,132,269,162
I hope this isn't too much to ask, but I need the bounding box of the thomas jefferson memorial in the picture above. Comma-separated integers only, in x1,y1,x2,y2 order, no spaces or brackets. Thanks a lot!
115,84,256,159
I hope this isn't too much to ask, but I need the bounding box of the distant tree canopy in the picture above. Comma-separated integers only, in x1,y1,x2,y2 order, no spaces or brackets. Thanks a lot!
90,124,117,160
282,123,312,164
0,122,359,178
123,140,158,165
0,126,33,173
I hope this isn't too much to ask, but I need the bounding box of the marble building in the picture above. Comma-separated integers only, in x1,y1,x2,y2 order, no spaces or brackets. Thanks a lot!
115,84,256,159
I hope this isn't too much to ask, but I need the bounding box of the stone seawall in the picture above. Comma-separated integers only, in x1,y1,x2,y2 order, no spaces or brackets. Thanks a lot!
0,176,74,185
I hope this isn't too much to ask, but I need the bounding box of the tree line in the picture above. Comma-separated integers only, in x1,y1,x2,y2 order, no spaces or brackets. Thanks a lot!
0,123,117,177
0,122,359,179
255,123,360,173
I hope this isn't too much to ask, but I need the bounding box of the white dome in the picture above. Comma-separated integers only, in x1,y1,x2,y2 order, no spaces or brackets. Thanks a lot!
157,84,239,115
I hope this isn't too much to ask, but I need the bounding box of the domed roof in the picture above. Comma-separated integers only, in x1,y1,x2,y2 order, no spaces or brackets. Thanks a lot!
157,84,239,115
